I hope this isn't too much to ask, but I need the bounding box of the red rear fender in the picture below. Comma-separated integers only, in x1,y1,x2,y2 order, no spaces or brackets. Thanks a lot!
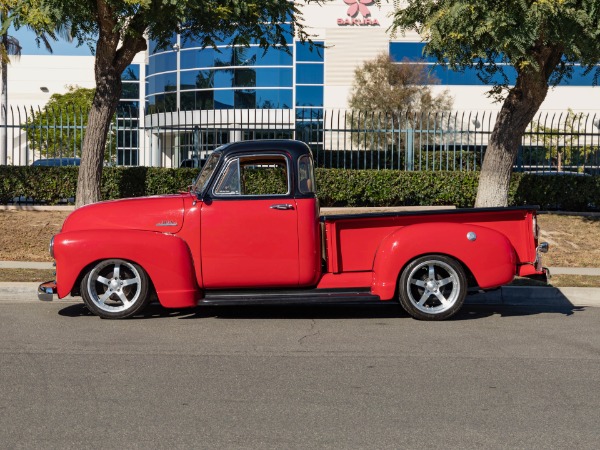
54,229,199,308
371,222,516,300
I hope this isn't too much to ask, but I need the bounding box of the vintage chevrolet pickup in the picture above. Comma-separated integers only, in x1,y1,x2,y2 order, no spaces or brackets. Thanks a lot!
39,139,548,320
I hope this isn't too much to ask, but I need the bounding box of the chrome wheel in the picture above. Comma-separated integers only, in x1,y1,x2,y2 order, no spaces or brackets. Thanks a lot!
81,259,150,318
399,255,466,320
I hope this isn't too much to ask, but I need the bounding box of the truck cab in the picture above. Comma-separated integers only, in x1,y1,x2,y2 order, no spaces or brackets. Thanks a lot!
192,140,322,289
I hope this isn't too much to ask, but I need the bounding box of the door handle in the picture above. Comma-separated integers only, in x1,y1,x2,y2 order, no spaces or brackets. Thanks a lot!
270,204,294,210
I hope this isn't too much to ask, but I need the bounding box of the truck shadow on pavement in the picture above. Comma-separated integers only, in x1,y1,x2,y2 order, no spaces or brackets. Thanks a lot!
58,296,584,321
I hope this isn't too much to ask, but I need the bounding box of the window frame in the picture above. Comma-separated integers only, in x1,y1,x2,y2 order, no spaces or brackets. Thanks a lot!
211,153,292,199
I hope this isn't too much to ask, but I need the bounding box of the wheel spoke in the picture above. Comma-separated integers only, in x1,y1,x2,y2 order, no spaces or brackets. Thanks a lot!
113,263,121,279
434,290,450,305
115,290,131,306
418,290,431,306
99,289,112,304
428,264,436,280
121,278,139,287
410,279,426,288
96,276,111,286
438,276,454,287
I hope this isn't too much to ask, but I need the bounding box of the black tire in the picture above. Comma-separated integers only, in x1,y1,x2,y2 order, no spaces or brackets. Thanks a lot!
80,259,151,319
398,254,467,321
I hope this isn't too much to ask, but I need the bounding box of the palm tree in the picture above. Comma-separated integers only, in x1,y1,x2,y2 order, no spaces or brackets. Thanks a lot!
1,4,69,164
1,9,23,164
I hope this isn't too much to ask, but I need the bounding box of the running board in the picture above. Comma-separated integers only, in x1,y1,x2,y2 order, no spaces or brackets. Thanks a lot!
200,289,381,306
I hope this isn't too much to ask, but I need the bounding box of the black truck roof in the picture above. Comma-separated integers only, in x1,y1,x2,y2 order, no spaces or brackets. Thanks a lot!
214,139,312,160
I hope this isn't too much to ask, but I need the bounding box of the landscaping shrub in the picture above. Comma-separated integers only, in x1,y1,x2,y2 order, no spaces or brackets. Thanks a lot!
1,165,599,211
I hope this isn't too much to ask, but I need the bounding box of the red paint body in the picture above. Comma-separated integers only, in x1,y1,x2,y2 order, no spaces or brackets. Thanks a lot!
52,141,545,310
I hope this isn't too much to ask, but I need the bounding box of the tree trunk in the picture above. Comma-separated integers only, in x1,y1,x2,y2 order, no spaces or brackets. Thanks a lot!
75,5,146,208
75,66,122,207
475,46,564,207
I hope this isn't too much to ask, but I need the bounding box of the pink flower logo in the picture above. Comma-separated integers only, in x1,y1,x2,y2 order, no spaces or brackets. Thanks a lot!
344,0,373,18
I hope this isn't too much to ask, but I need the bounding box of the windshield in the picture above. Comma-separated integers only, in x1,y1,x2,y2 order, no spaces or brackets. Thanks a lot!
192,152,221,195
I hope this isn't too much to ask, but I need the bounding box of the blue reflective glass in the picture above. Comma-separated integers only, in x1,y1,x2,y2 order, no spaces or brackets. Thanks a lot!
117,101,139,118
256,89,292,109
431,65,518,85
180,48,215,69
255,47,293,66
295,108,324,120
214,90,234,109
296,41,324,62
180,35,213,50
389,42,434,62
214,70,233,88
296,64,324,84
559,65,600,86
180,91,214,110
149,35,177,54
147,72,177,95
233,68,256,87
256,68,292,87
180,70,214,90
121,83,140,100
122,65,140,81
148,52,177,74
213,47,234,66
296,86,323,107
234,90,256,108
147,93,177,112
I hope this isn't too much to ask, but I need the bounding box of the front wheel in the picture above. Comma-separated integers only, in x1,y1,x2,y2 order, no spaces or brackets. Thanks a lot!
398,255,467,321
81,259,151,319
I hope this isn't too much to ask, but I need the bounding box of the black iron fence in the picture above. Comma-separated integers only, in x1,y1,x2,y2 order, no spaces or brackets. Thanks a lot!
2,106,599,174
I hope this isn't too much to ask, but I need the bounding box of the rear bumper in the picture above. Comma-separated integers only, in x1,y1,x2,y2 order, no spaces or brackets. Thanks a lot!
517,242,550,281
521,266,551,284
38,280,57,301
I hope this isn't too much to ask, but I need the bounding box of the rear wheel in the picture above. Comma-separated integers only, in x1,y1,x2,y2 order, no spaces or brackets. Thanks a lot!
398,255,466,321
81,259,151,319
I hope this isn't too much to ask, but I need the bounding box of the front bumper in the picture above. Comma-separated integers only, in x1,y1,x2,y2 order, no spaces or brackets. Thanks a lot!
38,280,57,301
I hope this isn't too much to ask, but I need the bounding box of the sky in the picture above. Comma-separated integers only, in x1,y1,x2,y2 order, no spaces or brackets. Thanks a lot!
10,26,94,56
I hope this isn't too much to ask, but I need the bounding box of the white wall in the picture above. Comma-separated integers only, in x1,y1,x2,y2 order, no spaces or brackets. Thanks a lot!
6,55,96,108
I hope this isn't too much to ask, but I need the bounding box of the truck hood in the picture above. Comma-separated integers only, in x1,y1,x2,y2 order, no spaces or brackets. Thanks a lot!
61,194,187,234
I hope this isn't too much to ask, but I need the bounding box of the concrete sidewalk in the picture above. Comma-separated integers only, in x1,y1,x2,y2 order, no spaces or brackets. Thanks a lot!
1,260,600,276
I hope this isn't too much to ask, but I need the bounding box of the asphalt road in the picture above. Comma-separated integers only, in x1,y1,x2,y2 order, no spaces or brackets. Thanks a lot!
1,300,600,449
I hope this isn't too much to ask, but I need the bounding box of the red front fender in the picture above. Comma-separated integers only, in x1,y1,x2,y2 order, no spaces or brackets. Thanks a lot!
54,229,199,309
371,222,516,300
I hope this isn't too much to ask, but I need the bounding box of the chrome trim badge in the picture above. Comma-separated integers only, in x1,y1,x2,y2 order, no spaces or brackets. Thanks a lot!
156,220,178,227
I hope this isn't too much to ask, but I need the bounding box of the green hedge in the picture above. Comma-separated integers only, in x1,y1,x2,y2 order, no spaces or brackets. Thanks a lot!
1,165,599,211
0,166,197,205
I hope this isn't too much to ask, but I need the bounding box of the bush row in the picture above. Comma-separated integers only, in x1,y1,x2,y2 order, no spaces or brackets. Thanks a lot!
0,166,198,205
1,165,598,211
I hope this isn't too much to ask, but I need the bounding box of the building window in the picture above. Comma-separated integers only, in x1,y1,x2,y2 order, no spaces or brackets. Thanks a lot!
117,64,141,165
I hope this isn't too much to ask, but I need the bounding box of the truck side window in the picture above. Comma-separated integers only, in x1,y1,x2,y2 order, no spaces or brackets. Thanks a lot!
298,155,316,194
213,154,290,197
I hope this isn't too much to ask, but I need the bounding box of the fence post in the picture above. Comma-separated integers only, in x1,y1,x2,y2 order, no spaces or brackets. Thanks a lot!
406,128,414,171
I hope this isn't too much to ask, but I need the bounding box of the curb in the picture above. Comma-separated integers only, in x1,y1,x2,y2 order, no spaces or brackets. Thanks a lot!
466,286,600,308
1,282,599,308
0,205,75,212
0,261,54,269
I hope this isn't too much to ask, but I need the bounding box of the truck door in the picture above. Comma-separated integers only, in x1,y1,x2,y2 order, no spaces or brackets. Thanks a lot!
200,153,300,288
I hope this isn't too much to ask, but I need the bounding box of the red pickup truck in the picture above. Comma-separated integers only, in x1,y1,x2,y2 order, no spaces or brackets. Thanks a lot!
39,140,548,320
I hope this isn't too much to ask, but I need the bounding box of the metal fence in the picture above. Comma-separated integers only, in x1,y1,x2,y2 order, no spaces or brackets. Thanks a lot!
2,106,600,173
